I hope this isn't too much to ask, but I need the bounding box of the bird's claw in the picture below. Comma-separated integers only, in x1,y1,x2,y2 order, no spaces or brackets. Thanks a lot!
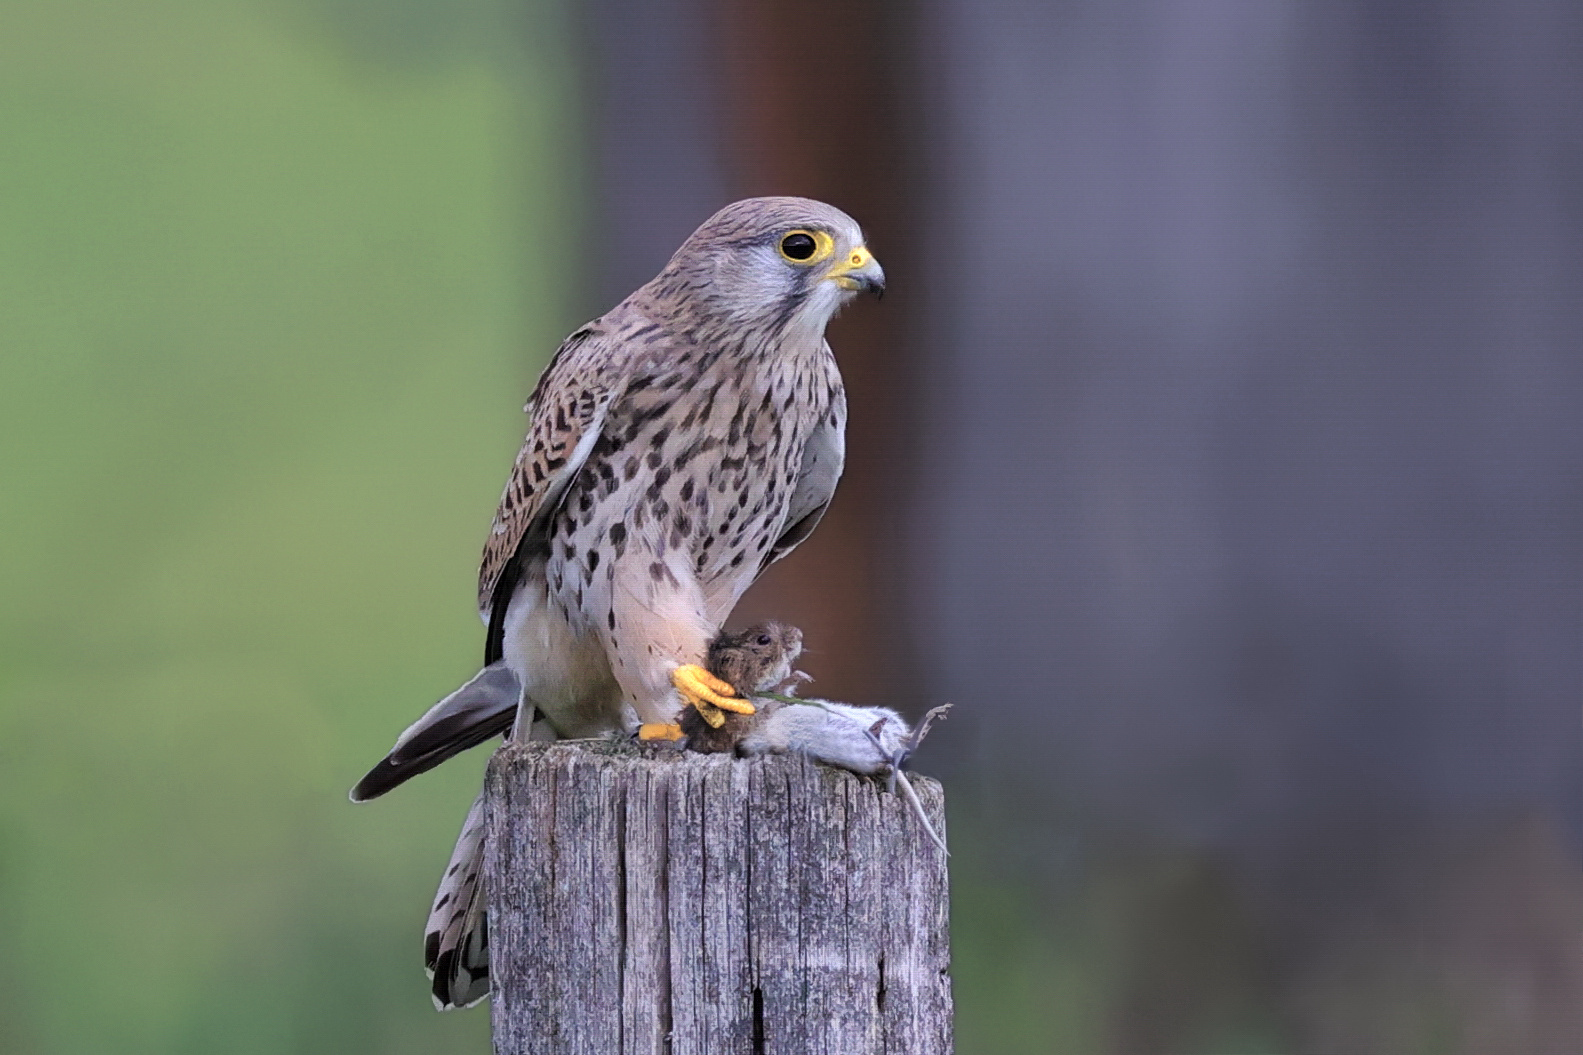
638,722,685,741
672,663,755,730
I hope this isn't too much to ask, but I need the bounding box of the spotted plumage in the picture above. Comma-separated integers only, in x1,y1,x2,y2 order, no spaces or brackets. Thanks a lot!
351,197,884,1010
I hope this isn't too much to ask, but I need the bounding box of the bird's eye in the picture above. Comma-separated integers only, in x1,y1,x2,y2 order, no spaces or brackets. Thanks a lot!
777,229,836,265
779,232,817,261
756,633,774,647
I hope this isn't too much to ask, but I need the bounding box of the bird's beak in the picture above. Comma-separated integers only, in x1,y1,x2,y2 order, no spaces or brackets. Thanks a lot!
825,245,886,297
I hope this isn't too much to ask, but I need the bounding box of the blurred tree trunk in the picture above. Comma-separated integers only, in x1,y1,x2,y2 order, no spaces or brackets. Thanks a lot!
577,0,924,703
709,0,923,707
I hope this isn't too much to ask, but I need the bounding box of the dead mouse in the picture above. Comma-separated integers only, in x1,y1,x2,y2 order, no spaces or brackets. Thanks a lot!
740,699,953,854
684,622,952,853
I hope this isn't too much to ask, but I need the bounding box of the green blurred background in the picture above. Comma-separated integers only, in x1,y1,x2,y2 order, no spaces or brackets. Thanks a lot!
0,0,569,1049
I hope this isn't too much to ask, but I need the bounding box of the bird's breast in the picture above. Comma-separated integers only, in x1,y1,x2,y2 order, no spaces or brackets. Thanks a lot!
544,349,836,621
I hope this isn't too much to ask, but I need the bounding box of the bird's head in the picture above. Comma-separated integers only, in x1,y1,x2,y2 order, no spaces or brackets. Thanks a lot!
654,197,885,339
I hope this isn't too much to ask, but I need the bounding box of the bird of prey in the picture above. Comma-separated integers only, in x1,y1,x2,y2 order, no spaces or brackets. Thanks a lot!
350,197,884,1008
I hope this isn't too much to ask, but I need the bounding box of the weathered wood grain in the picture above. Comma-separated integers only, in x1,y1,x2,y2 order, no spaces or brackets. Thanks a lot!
483,741,952,1055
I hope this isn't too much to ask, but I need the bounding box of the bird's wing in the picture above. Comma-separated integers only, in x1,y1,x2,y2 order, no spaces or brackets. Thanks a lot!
478,322,628,663
347,661,521,802
763,376,846,569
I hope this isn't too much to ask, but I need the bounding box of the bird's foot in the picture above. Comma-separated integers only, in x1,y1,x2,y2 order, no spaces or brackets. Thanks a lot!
672,663,755,729
638,722,685,741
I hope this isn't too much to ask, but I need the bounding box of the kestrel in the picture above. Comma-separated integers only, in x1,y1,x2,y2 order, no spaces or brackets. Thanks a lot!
350,197,884,1008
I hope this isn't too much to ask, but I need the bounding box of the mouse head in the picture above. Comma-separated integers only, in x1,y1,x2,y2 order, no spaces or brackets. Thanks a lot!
742,621,803,661
707,620,805,692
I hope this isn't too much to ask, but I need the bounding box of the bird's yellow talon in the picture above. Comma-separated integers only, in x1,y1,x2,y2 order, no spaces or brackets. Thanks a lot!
672,663,757,716
638,722,685,741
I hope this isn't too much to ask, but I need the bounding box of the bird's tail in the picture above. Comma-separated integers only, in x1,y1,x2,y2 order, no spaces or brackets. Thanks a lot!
425,794,491,1010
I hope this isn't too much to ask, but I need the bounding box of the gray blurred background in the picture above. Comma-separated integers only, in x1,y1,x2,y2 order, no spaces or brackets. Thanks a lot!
2,0,1578,1051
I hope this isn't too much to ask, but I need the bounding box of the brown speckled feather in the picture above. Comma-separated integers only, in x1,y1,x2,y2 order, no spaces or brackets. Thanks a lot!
477,323,627,659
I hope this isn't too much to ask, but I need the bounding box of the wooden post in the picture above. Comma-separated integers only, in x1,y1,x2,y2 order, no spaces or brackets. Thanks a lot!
483,740,952,1054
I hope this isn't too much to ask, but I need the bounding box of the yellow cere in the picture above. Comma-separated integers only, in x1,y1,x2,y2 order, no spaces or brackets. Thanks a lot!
840,246,872,271
825,244,875,289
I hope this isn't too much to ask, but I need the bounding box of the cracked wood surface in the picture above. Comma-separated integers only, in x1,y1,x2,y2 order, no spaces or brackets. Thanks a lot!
484,740,952,1055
